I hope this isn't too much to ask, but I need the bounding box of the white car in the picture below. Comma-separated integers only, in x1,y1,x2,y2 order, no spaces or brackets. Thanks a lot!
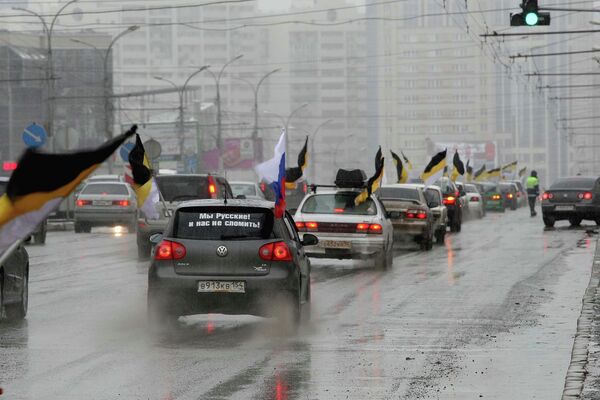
229,181,266,200
294,186,394,269
464,183,485,218
416,184,448,244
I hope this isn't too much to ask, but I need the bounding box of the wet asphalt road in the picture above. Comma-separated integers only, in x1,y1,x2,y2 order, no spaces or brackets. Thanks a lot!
0,208,596,399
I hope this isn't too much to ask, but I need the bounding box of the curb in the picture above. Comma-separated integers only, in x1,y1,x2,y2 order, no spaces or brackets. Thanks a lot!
562,237,600,399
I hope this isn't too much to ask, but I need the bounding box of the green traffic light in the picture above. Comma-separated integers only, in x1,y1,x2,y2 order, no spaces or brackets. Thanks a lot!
525,12,539,26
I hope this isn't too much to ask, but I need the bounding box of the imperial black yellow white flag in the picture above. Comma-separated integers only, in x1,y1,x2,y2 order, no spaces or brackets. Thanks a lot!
128,133,160,220
0,126,136,253
466,160,473,183
518,166,527,179
391,150,408,183
401,151,412,172
355,155,385,206
450,150,465,182
502,161,518,179
488,167,501,181
285,136,308,190
421,149,447,185
475,165,487,182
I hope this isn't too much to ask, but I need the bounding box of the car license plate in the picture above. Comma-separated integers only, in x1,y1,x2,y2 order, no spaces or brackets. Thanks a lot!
93,200,112,206
198,280,245,293
555,205,575,211
320,240,352,249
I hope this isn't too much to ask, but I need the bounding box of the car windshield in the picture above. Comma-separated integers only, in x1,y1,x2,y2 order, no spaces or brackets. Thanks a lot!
377,187,420,201
173,207,274,240
230,183,257,196
81,183,128,195
156,176,209,202
301,192,377,215
551,178,596,190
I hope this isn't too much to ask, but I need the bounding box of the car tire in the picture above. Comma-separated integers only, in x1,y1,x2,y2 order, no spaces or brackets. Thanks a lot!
82,223,92,233
5,269,28,321
34,227,46,244
74,222,83,233
569,217,582,227
543,215,555,228
435,227,446,244
420,234,433,251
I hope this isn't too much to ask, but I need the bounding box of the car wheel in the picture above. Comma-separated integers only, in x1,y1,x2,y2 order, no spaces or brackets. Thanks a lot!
5,269,28,321
435,227,446,244
74,222,83,233
34,227,46,244
420,235,433,251
83,223,92,233
375,247,391,270
569,217,582,227
543,215,555,228
147,288,178,332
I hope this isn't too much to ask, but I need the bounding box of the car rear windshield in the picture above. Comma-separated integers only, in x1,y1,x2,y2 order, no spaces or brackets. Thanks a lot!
301,193,377,215
156,176,209,202
82,183,128,195
551,178,596,190
499,184,514,192
173,207,274,240
377,187,419,201
465,184,478,193
231,184,256,196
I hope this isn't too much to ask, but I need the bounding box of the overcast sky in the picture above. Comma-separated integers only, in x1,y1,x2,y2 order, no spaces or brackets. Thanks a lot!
258,0,292,11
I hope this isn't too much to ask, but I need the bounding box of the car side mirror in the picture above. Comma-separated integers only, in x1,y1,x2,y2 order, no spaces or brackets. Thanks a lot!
149,233,163,245
301,233,319,246
235,194,246,199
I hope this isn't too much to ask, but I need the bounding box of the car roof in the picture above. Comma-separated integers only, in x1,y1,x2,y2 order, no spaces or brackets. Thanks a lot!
380,183,423,190
229,181,258,186
176,198,274,210
84,181,129,186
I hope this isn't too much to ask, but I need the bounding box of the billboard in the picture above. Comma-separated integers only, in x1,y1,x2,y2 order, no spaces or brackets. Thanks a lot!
428,139,497,167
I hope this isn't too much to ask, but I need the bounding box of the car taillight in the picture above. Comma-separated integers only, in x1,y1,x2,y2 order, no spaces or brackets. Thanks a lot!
207,176,217,199
260,182,266,192
507,193,514,199
113,200,130,206
305,221,318,231
295,221,306,231
76,199,91,207
406,210,427,219
443,196,456,205
154,240,186,260
368,223,383,233
334,208,345,213
303,182,308,193
578,192,593,200
470,196,480,202
542,192,554,200
356,223,369,231
491,194,501,200
259,241,292,262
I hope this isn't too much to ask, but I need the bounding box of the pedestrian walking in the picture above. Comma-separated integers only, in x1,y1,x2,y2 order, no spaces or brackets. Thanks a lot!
526,170,540,217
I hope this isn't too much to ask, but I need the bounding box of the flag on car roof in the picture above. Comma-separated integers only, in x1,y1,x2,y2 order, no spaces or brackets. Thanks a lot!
128,133,160,220
450,150,465,182
285,135,308,190
487,167,501,181
474,164,487,182
355,153,385,206
502,161,518,179
466,160,473,183
0,126,136,253
255,129,286,218
421,149,447,186
391,150,408,183
401,151,412,172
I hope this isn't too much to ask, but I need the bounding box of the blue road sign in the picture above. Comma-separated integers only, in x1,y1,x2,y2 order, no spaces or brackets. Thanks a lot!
22,123,47,148
185,155,198,173
120,142,135,162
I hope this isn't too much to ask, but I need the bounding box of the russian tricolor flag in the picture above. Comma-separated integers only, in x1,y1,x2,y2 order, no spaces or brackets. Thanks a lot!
255,130,286,218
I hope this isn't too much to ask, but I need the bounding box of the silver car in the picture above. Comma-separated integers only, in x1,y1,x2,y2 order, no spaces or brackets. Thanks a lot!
294,188,393,269
74,182,137,233
229,181,266,200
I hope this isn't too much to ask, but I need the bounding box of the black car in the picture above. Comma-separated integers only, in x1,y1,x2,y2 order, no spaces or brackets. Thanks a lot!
0,243,29,321
147,199,316,327
137,174,233,259
499,182,518,211
541,176,600,227
435,177,463,232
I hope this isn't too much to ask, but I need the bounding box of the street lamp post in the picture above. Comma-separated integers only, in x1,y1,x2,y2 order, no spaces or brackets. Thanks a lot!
154,65,210,171
14,0,78,143
204,54,243,171
71,26,139,140
284,103,308,166
310,119,333,182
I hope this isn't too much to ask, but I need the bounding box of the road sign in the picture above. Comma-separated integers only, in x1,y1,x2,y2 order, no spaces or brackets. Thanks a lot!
119,142,135,162
22,123,47,148
144,139,162,160
185,155,198,173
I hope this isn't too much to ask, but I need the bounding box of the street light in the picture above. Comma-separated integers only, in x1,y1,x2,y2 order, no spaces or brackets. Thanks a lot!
71,25,139,143
154,65,210,171
204,54,243,171
310,119,333,182
14,0,78,142
284,103,308,165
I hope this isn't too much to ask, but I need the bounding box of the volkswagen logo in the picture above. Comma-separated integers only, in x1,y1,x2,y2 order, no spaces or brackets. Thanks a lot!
216,245,228,257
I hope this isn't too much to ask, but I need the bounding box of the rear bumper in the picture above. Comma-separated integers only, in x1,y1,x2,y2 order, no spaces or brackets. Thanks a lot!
390,220,428,236
485,200,504,210
542,204,600,219
148,263,299,316
74,209,136,224
301,233,386,259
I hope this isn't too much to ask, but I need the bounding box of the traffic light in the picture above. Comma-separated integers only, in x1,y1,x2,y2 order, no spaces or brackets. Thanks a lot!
510,0,550,26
